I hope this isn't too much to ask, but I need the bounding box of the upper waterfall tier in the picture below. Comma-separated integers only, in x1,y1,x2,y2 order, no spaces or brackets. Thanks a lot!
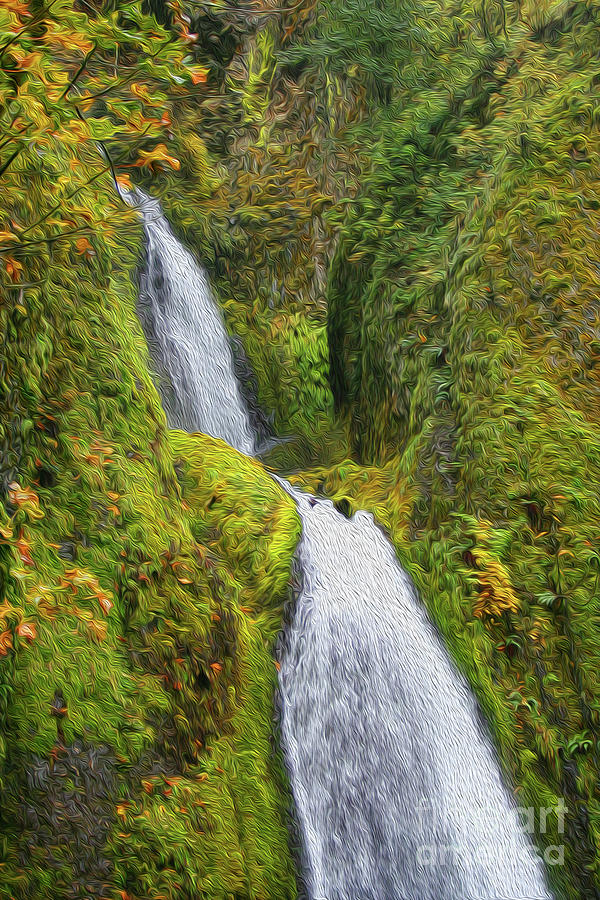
132,190,255,455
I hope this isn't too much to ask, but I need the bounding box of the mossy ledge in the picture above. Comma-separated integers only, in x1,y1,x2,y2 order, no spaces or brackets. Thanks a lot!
0,223,299,898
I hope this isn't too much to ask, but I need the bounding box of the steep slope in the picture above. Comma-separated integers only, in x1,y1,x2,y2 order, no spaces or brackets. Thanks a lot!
0,182,297,900
4,0,600,896
0,4,302,893
311,1,600,896
140,3,600,892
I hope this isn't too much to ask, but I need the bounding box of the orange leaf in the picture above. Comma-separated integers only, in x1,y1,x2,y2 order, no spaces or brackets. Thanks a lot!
5,258,23,282
75,237,92,254
12,50,43,71
16,621,36,641
0,630,12,656
210,662,222,673
0,0,30,16
97,592,113,615
16,537,34,566
88,619,107,642
190,68,208,85
116,173,132,191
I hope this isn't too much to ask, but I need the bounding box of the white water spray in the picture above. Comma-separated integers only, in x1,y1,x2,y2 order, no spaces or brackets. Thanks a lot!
277,488,552,900
132,190,254,455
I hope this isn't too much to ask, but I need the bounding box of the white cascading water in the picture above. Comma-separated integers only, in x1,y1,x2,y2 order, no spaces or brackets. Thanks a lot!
277,489,552,900
133,198,552,900
132,190,254,455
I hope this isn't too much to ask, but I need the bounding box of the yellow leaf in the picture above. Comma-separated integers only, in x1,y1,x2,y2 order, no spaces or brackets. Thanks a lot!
135,144,180,172
8,482,43,519
130,82,154,102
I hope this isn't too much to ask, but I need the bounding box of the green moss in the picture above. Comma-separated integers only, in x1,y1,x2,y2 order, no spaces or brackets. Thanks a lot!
170,429,300,625
312,3,600,895
7,0,600,896
226,310,334,442
0,162,298,896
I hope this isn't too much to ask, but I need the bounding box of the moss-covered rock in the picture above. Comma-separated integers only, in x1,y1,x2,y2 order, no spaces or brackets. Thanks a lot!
310,3,600,895
0,184,298,897
170,429,300,625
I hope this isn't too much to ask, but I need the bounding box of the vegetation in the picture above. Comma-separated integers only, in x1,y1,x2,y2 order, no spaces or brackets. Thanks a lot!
0,201,298,895
0,4,299,896
2,0,600,896
290,1,600,896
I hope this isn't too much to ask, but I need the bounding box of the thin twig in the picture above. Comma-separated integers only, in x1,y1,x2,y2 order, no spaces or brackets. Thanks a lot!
0,0,62,59
0,146,23,179
0,206,159,253
0,123,31,154
182,0,308,14
60,42,98,100
75,38,173,105
9,122,153,241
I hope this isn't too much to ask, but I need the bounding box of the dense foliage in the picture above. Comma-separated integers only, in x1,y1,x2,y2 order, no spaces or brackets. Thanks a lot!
297,1,600,896
0,2,299,896
3,0,600,897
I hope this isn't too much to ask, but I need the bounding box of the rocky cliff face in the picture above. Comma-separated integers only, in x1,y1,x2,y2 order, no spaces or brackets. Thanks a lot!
0,173,298,899
202,3,600,895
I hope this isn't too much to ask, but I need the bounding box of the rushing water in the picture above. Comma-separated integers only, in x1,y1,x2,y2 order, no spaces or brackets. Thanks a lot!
134,198,552,900
132,190,254,455
277,491,552,900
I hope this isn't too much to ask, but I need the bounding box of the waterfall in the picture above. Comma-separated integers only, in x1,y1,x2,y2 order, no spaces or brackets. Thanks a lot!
133,196,552,899
132,190,255,455
277,489,552,900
